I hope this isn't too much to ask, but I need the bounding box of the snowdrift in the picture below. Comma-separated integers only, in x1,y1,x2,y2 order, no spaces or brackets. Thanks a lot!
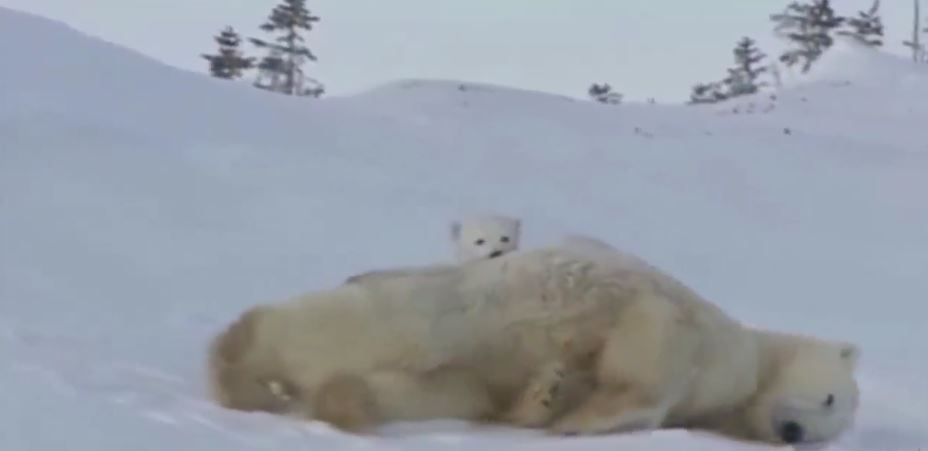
1,6,926,451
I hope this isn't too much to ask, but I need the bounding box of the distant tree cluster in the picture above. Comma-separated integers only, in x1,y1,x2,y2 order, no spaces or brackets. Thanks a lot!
201,0,324,98
686,0,888,105
588,83,623,105
201,0,924,106
585,0,895,106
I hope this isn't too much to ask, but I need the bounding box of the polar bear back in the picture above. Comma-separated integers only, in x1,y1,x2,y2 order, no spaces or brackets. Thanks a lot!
241,245,755,407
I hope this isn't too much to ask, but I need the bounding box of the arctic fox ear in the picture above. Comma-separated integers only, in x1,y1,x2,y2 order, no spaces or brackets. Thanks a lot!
450,221,462,240
838,343,861,369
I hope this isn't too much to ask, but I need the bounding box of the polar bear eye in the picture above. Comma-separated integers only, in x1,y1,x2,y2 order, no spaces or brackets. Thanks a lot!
500,236,510,243
823,394,835,408
474,239,486,246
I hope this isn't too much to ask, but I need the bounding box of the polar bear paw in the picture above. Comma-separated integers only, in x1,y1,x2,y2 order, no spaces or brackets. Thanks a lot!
503,362,567,427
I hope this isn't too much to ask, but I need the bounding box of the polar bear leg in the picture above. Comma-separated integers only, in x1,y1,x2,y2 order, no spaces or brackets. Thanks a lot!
501,361,596,428
549,387,672,435
549,298,698,436
308,366,496,432
365,365,496,423
502,361,568,427
310,373,381,433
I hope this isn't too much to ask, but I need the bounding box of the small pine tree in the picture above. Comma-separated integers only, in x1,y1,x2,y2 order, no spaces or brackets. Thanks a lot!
250,0,324,97
201,26,255,80
688,82,728,105
254,49,287,92
903,0,925,62
771,0,845,73
838,0,884,47
724,37,768,97
924,7,928,63
254,50,326,97
688,37,769,105
588,83,622,104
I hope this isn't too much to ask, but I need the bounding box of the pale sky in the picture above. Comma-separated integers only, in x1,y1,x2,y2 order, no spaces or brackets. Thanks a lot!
0,0,915,102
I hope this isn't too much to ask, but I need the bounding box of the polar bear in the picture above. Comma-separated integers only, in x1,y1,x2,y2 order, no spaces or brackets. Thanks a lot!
343,215,521,284
450,215,521,262
207,243,860,445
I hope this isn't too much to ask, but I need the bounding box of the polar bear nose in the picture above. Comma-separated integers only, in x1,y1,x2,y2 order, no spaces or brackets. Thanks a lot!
779,421,804,444
489,250,503,258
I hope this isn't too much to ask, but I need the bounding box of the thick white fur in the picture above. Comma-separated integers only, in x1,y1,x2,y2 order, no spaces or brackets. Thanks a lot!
208,242,859,444
450,215,521,262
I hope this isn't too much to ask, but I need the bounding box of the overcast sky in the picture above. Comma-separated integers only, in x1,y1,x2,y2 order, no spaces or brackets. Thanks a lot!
0,0,915,102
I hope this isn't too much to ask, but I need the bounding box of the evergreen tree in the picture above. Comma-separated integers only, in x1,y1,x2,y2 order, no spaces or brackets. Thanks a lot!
250,0,324,97
724,37,768,97
688,82,728,105
771,0,844,73
588,83,622,104
838,0,884,47
903,0,925,62
688,37,769,105
924,4,928,62
254,49,287,93
201,26,254,80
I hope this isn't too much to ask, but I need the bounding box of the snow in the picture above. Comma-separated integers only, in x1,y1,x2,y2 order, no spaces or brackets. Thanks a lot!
1,6,926,450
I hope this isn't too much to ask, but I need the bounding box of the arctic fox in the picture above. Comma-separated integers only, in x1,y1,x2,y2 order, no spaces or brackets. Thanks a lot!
344,215,521,284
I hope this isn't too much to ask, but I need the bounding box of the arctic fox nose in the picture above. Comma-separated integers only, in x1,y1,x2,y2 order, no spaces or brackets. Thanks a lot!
779,421,804,444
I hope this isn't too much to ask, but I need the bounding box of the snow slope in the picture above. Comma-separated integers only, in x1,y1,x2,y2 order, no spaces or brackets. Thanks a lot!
1,6,926,451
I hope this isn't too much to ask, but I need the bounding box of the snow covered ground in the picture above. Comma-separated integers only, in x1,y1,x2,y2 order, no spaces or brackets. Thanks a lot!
1,6,926,451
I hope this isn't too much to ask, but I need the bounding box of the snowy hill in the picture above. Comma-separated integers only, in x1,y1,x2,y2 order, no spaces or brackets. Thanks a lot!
1,6,927,451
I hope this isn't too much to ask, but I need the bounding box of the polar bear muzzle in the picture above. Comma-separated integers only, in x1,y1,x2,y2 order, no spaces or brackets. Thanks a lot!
778,420,804,443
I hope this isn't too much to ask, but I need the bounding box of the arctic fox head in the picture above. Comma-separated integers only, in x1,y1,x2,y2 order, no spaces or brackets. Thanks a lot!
450,215,521,263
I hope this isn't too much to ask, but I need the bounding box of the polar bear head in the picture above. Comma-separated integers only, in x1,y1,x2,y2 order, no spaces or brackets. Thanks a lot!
450,215,521,262
747,337,861,446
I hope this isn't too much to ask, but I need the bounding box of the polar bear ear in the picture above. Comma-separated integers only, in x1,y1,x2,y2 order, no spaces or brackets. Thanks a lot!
838,343,861,369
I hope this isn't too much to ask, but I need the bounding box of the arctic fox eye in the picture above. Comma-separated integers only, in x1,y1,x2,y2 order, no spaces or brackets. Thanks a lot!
500,236,510,243
474,239,485,246
824,394,835,407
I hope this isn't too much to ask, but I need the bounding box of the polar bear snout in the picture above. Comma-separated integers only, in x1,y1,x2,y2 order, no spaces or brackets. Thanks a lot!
778,421,804,444
489,250,504,258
